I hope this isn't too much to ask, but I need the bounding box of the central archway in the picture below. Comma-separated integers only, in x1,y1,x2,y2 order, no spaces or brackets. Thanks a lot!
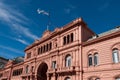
37,62,48,80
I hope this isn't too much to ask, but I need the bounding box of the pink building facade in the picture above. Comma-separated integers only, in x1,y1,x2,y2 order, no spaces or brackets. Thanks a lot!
0,18,120,80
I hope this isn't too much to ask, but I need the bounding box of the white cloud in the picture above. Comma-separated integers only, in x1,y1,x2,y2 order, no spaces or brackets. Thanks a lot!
0,45,23,54
64,4,76,14
14,38,30,45
12,24,39,39
64,8,71,14
0,2,28,24
98,0,113,12
98,2,110,11
0,1,39,40
0,34,30,45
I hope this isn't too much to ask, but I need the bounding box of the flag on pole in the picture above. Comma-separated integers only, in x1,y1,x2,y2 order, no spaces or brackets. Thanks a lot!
37,8,49,16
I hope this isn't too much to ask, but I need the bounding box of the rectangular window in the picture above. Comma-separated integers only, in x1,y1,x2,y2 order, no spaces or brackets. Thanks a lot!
52,61,56,69
27,53,31,59
12,68,23,76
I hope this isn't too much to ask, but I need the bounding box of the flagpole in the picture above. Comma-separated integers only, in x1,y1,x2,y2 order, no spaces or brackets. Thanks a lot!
47,11,50,31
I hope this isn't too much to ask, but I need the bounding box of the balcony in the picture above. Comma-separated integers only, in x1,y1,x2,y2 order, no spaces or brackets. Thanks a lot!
57,66,75,73
47,68,57,74
0,76,8,80
47,66,75,75
21,72,34,77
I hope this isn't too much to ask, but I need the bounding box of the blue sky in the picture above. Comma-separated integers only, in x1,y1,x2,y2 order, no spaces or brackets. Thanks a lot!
0,0,120,59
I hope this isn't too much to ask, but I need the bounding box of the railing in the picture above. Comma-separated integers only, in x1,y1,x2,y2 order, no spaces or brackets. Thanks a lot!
57,66,75,73
48,66,75,74
47,68,57,74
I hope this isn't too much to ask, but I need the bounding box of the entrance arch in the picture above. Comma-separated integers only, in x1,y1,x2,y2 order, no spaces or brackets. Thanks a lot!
37,62,48,80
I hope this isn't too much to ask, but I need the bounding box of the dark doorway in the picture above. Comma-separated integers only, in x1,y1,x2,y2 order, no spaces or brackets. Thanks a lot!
37,62,48,80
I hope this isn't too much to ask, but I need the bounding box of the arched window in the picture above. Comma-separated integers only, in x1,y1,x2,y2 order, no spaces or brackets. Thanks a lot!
116,77,120,80
38,48,41,54
49,42,52,50
40,46,42,53
67,35,70,44
88,54,93,66
113,48,119,63
65,77,70,80
63,36,66,45
70,33,74,42
45,44,47,52
94,53,99,66
65,55,72,67
41,46,43,53
43,45,45,53
95,78,100,80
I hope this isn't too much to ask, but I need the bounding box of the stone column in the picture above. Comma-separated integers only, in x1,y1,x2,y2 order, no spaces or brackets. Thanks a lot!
34,75,37,80
47,73,50,80
73,71,81,80
52,73,57,80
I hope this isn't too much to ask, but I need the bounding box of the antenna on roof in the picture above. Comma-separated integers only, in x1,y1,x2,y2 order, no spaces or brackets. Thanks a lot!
37,8,51,31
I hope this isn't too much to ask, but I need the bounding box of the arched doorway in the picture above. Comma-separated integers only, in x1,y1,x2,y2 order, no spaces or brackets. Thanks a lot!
37,62,48,80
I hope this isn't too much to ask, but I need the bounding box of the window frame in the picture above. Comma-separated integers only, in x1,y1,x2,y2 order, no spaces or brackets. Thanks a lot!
112,48,119,63
88,54,93,66
27,52,31,59
116,77,120,80
94,53,99,66
65,54,72,67
52,61,57,69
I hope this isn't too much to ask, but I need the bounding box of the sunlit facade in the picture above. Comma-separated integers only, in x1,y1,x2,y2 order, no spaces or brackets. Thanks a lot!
0,18,120,80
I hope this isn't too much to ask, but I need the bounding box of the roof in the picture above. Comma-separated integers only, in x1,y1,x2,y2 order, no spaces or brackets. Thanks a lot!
88,26,120,41
83,26,120,46
12,56,24,64
0,56,9,61
98,26,120,37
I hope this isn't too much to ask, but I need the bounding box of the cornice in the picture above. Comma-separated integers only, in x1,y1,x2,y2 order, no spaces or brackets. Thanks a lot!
83,30,120,46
